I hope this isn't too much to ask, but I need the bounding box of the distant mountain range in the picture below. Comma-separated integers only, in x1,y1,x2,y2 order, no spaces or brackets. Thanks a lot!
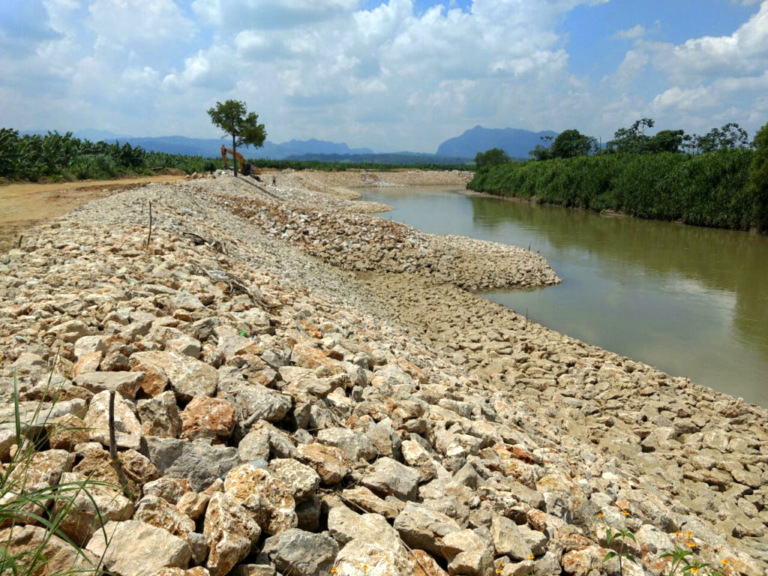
436,126,558,160
20,126,558,163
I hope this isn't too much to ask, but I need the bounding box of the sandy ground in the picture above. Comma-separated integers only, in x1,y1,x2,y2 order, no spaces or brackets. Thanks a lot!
0,175,186,252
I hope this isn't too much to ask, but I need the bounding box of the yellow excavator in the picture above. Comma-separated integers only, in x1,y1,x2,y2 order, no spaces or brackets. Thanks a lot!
221,145,261,177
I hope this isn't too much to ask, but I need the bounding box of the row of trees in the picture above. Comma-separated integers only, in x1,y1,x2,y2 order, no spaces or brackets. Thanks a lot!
0,128,226,181
469,120,768,232
529,120,753,161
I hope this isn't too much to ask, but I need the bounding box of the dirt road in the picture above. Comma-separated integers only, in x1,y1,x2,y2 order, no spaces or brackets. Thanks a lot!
0,175,186,252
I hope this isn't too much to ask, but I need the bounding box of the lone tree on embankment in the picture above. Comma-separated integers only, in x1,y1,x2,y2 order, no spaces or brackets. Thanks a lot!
207,100,267,176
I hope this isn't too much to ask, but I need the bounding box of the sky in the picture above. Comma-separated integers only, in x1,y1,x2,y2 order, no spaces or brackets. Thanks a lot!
1,0,767,152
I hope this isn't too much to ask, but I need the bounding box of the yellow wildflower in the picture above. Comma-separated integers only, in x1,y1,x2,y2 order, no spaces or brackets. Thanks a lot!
721,560,729,566
497,571,503,575
691,568,699,574
362,566,369,571
687,541,697,548
331,569,338,574
622,510,630,516
685,531,694,538
597,512,604,518
528,554,535,560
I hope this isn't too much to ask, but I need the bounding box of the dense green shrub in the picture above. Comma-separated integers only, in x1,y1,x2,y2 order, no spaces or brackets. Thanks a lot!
468,150,757,231
748,123,768,232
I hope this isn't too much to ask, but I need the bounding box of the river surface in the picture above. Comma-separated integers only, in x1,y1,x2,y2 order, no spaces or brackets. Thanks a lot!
359,186,768,407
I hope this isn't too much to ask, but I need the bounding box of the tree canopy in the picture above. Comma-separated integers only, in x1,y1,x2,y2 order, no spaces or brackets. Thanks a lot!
475,147,511,168
207,100,267,175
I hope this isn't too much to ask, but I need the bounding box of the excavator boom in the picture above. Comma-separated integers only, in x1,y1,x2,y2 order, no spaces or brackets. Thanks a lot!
221,145,261,176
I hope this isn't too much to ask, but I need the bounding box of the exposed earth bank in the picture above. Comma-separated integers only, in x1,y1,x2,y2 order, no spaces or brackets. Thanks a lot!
0,172,766,576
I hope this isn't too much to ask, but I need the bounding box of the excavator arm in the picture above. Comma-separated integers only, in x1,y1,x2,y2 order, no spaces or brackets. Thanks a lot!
221,145,247,172
221,145,260,176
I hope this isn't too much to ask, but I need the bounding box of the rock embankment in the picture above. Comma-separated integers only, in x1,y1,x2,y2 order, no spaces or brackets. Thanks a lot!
0,176,765,576
215,184,558,291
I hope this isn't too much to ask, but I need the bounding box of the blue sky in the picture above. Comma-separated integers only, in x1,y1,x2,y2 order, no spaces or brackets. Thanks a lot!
1,0,766,152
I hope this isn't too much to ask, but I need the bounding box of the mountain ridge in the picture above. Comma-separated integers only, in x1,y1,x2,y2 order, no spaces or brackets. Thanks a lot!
436,125,558,159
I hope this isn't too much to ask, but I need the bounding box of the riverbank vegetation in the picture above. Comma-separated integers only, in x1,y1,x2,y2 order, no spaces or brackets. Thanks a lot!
469,120,768,232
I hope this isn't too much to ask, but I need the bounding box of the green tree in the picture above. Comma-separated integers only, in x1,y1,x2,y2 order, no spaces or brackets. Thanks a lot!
748,122,768,232
207,100,267,176
550,129,596,159
696,123,750,153
475,147,511,168
529,135,554,161
606,118,655,154
648,129,689,154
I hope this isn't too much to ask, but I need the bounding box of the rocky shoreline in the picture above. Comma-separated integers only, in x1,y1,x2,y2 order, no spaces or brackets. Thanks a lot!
0,173,765,576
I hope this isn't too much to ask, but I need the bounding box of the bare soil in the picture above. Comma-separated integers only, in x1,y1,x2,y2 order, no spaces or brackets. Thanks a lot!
0,175,186,252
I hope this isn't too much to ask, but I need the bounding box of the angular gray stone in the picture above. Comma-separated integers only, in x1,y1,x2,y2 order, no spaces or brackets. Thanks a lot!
145,436,240,491
262,529,339,576
317,427,378,462
228,383,292,424
492,515,533,560
75,371,144,399
138,391,182,438
362,457,421,500
394,502,461,557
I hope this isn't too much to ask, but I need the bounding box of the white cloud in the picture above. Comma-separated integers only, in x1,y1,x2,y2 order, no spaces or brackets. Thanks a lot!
1,0,767,149
89,0,196,45
614,24,647,39
651,1,768,81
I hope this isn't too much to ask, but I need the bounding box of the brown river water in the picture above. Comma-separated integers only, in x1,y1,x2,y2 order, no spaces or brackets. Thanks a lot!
360,186,768,407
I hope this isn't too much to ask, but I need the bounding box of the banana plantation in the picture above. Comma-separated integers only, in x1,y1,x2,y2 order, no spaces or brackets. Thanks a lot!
0,128,219,181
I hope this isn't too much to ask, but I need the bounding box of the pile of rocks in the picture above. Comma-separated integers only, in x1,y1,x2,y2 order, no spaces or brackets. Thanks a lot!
0,178,764,576
216,192,559,291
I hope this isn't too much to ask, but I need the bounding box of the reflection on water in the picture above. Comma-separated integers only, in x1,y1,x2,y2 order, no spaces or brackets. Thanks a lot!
360,187,768,407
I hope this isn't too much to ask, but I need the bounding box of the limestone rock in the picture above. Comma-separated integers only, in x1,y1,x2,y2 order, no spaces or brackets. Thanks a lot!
86,520,192,576
294,443,350,485
131,351,217,401
362,457,421,500
55,472,134,545
441,529,494,576
262,528,339,576
342,486,402,520
228,383,292,424
0,525,100,575
74,335,107,360
204,492,261,576
180,396,237,443
394,502,461,557
334,539,415,576
138,391,182,438
143,477,193,505
317,427,378,462
83,390,142,450
224,463,298,535
75,371,144,399
402,439,436,482
135,495,196,540
145,436,240,491
268,458,321,503
491,515,533,560
45,414,89,450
